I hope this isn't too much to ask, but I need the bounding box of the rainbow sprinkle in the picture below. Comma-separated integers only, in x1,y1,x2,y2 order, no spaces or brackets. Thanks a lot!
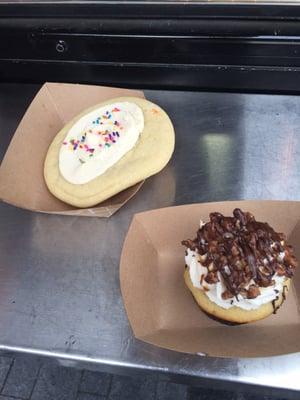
63,106,124,159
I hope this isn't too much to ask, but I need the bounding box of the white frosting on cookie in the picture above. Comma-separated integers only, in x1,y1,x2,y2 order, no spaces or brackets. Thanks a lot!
59,102,144,184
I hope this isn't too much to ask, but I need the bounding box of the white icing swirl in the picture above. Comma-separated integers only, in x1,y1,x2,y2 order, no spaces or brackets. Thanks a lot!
185,248,286,311
59,102,144,184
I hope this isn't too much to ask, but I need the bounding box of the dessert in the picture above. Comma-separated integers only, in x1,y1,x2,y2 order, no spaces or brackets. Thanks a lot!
182,209,298,324
44,97,174,208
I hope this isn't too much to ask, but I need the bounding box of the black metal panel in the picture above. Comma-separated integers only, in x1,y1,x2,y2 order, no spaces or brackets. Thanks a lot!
2,17,300,37
2,1,300,92
2,1,300,19
2,32,300,67
1,60,300,94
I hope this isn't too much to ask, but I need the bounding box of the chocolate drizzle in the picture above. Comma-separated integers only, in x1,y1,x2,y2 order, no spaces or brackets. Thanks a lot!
182,209,298,300
272,297,280,314
282,285,288,301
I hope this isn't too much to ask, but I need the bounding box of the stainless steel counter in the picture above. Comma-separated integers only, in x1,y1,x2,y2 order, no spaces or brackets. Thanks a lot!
1,84,300,398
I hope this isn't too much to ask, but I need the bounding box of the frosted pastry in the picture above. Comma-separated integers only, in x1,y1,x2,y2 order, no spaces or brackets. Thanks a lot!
182,209,298,324
44,97,174,207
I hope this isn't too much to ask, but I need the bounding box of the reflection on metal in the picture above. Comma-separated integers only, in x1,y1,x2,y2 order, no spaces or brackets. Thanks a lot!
0,85,300,397
200,133,233,192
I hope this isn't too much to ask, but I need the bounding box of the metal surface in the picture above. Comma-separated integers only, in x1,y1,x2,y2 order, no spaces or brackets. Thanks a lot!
1,84,300,397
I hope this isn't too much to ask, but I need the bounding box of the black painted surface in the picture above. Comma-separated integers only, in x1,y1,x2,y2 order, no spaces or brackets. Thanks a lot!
2,2,300,92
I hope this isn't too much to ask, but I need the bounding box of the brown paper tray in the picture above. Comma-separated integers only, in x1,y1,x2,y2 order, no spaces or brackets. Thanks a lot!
0,82,145,217
120,200,300,358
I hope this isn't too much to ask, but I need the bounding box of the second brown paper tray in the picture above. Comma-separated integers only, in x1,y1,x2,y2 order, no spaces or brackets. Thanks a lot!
120,200,300,358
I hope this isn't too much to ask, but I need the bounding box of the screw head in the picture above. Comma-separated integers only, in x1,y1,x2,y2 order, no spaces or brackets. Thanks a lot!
56,40,67,53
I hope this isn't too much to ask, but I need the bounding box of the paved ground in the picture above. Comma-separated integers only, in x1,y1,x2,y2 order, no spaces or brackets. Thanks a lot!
0,355,289,400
